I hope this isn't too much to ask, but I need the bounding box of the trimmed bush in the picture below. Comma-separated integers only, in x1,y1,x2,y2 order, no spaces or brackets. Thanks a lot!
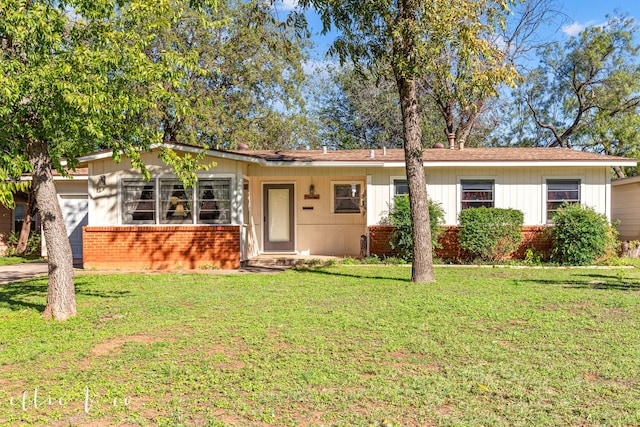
386,195,445,262
548,203,616,265
458,207,524,261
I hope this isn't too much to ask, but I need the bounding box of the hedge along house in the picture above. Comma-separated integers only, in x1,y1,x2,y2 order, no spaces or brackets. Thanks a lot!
78,144,635,269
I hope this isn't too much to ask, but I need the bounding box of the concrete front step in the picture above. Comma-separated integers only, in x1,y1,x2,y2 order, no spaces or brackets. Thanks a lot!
242,255,342,269
242,257,300,268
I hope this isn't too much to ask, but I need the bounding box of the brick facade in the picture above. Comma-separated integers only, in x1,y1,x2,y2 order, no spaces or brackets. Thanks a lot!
83,226,241,270
369,225,553,261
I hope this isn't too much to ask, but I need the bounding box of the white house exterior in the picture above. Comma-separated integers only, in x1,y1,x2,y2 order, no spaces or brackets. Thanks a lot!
75,145,634,269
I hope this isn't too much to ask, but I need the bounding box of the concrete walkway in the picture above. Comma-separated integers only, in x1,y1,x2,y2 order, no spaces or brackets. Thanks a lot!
0,260,294,285
0,261,49,285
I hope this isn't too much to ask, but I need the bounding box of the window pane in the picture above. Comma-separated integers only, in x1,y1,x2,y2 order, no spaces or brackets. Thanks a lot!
394,179,409,196
461,180,494,210
160,180,193,224
334,184,361,213
197,179,231,224
123,181,156,224
547,179,580,222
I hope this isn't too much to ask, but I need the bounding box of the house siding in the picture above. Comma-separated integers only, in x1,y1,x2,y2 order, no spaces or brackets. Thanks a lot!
82,225,240,270
612,178,640,241
367,166,610,227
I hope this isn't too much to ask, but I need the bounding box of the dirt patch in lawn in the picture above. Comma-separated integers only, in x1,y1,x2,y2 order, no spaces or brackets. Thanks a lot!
80,334,161,368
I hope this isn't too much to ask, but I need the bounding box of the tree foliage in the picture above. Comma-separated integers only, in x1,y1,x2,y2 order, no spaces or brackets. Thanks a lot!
0,0,218,320
147,0,312,150
514,14,640,176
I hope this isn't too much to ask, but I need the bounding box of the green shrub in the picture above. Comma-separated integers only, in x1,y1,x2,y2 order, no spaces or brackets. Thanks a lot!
458,207,524,261
548,203,616,265
4,231,41,257
386,195,445,262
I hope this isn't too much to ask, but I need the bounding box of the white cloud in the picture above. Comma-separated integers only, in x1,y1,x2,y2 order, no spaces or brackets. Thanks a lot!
273,0,298,11
561,19,608,37
562,21,587,36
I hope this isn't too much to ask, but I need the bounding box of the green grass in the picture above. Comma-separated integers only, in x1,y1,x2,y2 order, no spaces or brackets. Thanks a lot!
1,266,640,426
0,256,44,266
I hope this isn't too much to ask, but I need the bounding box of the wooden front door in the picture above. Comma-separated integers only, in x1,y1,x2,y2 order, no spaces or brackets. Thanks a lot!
263,184,294,252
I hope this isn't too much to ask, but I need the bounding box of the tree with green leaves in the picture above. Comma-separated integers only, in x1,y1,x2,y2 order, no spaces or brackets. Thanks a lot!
149,0,312,150
297,0,519,282
519,14,640,177
0,0,220,321
310,63,449,149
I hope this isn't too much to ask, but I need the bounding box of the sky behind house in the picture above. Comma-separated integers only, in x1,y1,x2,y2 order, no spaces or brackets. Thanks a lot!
273,0,640,62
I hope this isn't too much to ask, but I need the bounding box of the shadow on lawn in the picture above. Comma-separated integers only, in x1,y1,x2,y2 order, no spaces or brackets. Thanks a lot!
0,277,131,312
293,266,411,282
529,273,640,291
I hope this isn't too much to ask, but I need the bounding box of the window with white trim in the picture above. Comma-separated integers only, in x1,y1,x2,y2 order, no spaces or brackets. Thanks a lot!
394,179,409,197
333,183,361,213
122,181,156,224
160,180,193,224
461,180,494,210
546,179,580,223
197,179,231,224
121,177,233,224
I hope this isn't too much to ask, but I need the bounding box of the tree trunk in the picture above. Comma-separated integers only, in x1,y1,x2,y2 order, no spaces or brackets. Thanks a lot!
396,74,435,283
613,165,626,179
16,188,35,255
26,139,76,321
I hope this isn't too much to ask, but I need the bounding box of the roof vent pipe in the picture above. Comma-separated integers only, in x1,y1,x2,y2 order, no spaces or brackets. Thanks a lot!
322,146,327,154
370,149,375,158
459,140,465,150
383,146,387,156
447,133,456,149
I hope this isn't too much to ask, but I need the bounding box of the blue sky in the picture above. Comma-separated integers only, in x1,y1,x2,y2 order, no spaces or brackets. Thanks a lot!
273,0,640,61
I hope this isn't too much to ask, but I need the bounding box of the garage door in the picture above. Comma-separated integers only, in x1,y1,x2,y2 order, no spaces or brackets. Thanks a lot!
60,196,88,259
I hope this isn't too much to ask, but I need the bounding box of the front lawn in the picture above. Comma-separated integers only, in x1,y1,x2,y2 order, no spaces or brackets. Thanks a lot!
0,266,639,426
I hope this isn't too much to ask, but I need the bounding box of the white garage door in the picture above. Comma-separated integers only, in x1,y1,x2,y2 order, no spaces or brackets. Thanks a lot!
60,196,88,259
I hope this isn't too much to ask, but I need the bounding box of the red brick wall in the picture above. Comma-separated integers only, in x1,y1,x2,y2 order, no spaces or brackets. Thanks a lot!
368,225,396,258
369,225,553,261
83,226,241,270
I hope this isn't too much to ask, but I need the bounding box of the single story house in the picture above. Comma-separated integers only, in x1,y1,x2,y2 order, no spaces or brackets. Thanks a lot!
69,144,635,269
611,175,640,242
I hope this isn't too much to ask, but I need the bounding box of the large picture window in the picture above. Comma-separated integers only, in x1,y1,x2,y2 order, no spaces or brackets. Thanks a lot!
122,177,232,225
334,183,361,213
547,179,580,223
461,180,494,210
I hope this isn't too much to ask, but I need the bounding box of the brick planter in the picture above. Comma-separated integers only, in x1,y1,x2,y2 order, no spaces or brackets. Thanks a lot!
368,225,553,261
83,226,241,270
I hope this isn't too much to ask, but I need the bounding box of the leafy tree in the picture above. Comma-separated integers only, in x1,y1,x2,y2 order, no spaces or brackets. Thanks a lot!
417,0,560,148
149,0,313,150
297,0,518,282
519,14,640,177
310,63,456,149
0,0,221,320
